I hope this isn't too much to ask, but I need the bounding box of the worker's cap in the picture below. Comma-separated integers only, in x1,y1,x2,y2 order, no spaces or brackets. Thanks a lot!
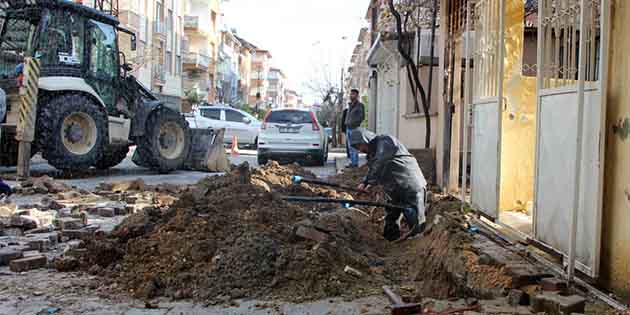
349,128,376,148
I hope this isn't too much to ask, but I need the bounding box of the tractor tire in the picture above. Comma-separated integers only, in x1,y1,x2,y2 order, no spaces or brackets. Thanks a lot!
37,94,106,171
133,107,191,173
94,145,129,170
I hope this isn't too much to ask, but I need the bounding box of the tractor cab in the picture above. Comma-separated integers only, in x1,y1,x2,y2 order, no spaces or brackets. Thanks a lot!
0,0,191,172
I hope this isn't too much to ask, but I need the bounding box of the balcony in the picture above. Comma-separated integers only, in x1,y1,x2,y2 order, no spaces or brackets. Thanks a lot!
183,52,211,70
118,10,141,31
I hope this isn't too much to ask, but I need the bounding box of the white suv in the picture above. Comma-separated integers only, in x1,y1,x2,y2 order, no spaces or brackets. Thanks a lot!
257,108,328,166
186,106,261,147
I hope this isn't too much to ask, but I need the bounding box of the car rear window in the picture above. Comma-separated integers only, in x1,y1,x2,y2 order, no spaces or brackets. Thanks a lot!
266,110,312,124
200,108,221,120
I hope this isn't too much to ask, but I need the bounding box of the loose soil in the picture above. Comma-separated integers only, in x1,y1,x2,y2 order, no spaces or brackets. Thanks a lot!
62,162,516,304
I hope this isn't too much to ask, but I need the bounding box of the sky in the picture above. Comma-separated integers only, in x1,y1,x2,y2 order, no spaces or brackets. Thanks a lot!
222,0,369,104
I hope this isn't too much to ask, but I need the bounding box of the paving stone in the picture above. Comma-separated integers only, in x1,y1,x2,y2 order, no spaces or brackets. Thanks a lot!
0,247,23,265
294,226,330,242
505,263,552,288
22,250,41,257
27,239,51,252
541,277,568,292
54,218,84,230
9,255,47,272
62,229,93,240
531,292,586,315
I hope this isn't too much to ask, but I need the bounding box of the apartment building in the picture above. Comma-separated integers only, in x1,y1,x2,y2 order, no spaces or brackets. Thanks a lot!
249,49,272,107
182,0,221,104
235,36,255,105
217,30,241,105
267,68,286,107
118,0,185,111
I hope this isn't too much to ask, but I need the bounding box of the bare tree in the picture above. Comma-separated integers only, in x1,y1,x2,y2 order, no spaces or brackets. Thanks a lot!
304,64,342,146
382,0,437,148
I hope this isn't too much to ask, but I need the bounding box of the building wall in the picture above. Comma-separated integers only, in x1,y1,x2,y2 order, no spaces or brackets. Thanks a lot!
119,0,184,111
398,66,440,150
183,0,221,103
601,0,630,300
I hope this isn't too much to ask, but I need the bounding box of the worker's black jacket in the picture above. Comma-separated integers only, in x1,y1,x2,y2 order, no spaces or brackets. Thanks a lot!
349,128,427,196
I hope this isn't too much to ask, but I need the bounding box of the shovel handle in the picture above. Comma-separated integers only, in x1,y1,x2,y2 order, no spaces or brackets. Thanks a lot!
383,286,404,305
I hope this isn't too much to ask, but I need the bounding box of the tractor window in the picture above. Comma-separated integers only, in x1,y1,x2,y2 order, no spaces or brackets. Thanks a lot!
88,20,118,108
89,21,117,80
35,9,84,68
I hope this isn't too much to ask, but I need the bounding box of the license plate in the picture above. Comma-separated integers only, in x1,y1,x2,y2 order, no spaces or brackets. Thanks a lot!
279,127,299,133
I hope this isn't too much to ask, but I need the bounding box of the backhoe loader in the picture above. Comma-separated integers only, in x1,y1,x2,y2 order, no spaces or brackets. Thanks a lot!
0,0,225,173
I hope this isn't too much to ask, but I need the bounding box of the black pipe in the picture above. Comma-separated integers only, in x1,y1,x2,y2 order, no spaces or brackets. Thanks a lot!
283,196,406,210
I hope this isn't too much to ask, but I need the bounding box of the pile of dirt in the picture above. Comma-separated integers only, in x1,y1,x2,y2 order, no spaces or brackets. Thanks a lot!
67,162,387,303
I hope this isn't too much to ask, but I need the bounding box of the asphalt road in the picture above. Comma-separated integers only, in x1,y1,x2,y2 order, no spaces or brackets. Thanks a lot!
0,147,355,190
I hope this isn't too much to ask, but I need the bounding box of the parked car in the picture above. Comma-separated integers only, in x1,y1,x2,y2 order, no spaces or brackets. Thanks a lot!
186,106,261,148
257,108,328,166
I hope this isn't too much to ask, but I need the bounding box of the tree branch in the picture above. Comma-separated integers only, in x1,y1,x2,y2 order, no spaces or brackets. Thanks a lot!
387,0,431,148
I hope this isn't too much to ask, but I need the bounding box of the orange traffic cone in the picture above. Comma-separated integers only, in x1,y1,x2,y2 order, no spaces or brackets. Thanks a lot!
231,135,240,157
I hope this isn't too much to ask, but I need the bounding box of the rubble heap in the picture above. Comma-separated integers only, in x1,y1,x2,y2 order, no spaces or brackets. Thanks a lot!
65,162,389,302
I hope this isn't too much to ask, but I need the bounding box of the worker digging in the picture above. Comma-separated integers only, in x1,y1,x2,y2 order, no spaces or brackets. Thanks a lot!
350,128,427,242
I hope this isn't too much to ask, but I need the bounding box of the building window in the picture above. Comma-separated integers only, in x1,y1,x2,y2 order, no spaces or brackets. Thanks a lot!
176,55,181,75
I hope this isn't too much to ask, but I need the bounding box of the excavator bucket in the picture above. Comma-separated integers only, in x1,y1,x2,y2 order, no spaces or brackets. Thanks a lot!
184,128,230,173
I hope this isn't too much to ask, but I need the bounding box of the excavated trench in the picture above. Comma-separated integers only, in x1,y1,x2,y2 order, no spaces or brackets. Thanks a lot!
54,163,525,305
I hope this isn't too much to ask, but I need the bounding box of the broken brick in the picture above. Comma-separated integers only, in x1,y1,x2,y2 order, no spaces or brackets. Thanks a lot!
9,255,47,272
27,239,51,252
541,277,568,292
54,218,84,230
62,229,92,240
0,247,23,265
530,292,586,315
294,226,329,243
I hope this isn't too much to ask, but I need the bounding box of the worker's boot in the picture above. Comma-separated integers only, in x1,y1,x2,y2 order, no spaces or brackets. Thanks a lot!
383,208,402,241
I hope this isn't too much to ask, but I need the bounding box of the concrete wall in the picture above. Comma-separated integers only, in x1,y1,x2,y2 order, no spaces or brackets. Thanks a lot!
601,0,630,300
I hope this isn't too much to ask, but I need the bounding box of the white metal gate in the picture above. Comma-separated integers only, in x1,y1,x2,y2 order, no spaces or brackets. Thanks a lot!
470,0,504,219
533,0,609,278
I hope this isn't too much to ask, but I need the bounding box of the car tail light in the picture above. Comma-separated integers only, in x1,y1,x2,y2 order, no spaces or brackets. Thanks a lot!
309,112,320,131
261,111,271,129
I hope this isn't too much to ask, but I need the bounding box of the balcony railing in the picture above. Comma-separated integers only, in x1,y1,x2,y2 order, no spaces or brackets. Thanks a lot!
183,52,211,70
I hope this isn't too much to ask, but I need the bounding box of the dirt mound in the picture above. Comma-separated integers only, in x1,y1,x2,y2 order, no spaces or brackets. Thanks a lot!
67,162,387,303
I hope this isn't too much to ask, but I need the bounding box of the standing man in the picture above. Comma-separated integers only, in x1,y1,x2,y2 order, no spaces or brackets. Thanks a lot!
350,128,427,241
340,107,349,158
344,89,365,168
